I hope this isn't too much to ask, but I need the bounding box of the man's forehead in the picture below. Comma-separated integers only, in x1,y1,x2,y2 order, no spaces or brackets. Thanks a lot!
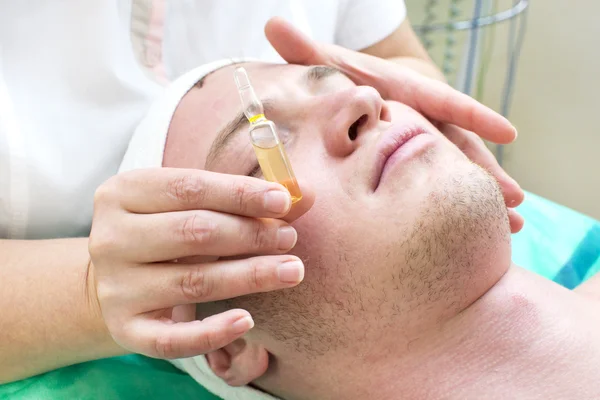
199,62,342,113
206,62,304,88
198,63,295,119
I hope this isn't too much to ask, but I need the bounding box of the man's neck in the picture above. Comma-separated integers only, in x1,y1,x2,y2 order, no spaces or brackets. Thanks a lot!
276,266,600,400
353,266,600,400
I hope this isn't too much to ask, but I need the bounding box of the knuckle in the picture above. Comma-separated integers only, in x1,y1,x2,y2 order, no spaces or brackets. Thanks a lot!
180,267,214,301
88,227,119,259
179,213,215,245
114,321,138,345
105,322,125,348
107,324,123,342
94,172,136,205
249,220,275,251
198,327,219,352
93,180,117,207
167,174,208,205
154,333,178,359
246,258,270,291
231,180,261,214
94,279,114,304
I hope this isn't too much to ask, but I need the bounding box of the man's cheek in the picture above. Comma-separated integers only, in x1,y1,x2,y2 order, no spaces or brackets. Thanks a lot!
291,205,341,256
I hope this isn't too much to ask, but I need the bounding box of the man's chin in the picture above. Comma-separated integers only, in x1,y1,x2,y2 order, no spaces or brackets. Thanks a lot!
405,162,511,311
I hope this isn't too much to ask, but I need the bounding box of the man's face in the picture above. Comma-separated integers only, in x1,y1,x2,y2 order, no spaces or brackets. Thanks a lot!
165,62,511,359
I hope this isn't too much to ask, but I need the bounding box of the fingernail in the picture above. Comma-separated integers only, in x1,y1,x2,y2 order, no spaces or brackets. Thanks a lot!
278,259,304,284
264,190,291,214
512,126,518,140
277,226,298,250
231,316,254,334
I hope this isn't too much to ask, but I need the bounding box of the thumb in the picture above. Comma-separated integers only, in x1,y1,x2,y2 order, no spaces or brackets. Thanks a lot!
265,17,325,65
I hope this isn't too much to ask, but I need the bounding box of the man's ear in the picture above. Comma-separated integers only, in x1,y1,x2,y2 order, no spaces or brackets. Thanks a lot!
205,338,269,387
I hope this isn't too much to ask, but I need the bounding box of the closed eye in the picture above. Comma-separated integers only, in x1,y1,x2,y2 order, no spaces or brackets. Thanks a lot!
247,126,293,178
247,164,261,178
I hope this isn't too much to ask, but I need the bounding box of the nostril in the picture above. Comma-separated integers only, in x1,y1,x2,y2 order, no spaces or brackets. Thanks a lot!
348,114,368,141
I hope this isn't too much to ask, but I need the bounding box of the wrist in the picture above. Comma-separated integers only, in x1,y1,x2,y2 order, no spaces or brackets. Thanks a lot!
84,258,129,358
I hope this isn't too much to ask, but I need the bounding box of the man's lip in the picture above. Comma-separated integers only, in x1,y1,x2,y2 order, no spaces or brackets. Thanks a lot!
373,124,428,191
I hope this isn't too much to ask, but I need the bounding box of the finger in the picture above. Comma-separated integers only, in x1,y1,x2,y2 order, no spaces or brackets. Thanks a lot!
508,208,525,234
103,168,295,217
205,349,232,382
337,56,516,144
117,210,297,262
265,17,321,65
206,339,269,386
162,181,315,264
129,255,304,311
265,18,517,144
493,166,525,209
405,74,517,144
476,147,525,209
129,309,254,359
441,125,524,208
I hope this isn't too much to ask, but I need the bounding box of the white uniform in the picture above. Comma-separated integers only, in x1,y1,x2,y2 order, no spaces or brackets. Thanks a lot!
0,1,163,239
0,0,406,240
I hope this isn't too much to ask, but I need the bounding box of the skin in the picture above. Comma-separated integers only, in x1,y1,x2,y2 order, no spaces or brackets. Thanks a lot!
163,62,600,400
0,17,525,383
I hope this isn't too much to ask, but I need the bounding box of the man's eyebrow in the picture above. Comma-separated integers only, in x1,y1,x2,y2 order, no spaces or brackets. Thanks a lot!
205,65,345,168
205,99,275,168
305,65,345,84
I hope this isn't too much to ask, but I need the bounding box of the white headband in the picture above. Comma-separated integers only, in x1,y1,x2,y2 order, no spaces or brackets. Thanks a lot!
119,58,247,173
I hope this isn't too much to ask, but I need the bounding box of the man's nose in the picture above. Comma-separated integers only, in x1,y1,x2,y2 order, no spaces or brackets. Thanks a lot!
315,86,390,158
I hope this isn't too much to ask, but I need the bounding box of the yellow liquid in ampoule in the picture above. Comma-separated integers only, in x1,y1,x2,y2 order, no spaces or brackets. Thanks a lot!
252,143,303,203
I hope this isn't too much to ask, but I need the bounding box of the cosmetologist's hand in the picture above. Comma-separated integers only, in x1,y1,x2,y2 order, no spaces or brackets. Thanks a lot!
89,168,314,359
265,17,524,233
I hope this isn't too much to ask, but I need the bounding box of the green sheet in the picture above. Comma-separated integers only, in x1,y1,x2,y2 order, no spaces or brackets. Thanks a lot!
2,191,599,400
512,191,600,285
1,355,220,400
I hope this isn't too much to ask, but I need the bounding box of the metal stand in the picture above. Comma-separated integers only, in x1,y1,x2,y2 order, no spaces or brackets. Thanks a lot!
414,0,529,33
411,0,530,165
